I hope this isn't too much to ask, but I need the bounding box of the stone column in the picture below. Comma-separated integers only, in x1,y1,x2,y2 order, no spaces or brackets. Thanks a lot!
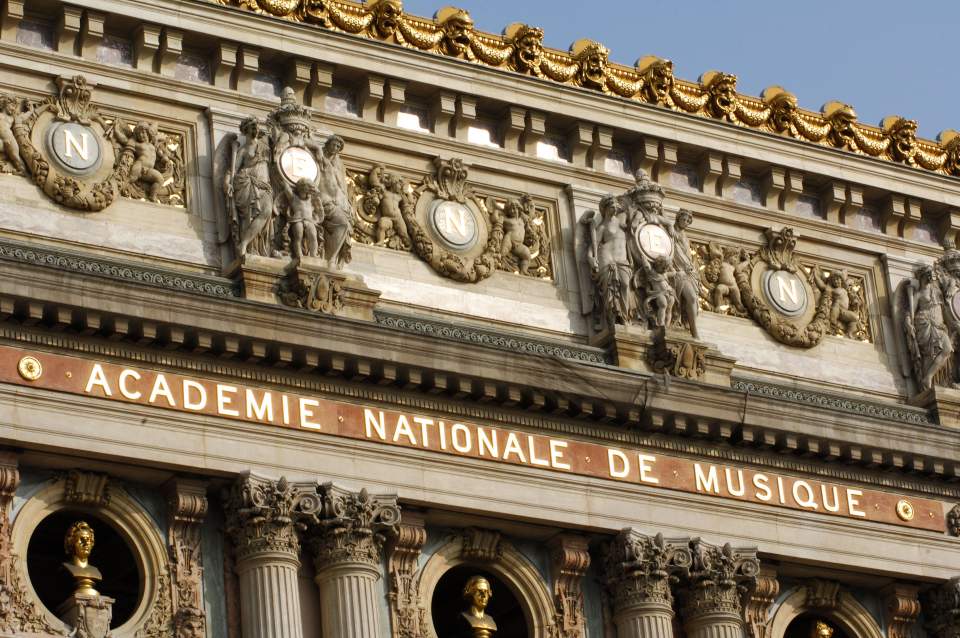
678,539,759,638
922,577,960,638
309,483,400,638
223,474,321,638
602,529,691,638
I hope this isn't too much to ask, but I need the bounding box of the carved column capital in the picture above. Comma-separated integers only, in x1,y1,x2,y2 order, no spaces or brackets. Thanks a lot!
882,583,921,638
923,577,960,638
223,474,321,560
387,512,428,638
603,529,690,610
309,483,400,570
679,539,759,623
550,534,591,638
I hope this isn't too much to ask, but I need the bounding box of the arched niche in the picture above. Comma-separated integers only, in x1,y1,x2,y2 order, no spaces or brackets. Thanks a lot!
11,474,171,638
416,533,555,638
769,586,883,638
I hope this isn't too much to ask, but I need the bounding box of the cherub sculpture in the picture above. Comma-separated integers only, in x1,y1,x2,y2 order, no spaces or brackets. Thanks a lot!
701,243,746,314
281,177,322,260
643,255,676,330
112,120,168,202
813,266,864,339
500,199,532,275
0,93,25,174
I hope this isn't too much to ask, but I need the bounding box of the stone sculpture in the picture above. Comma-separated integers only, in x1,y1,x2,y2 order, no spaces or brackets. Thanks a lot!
460,575,497,638
63,521,102,596
223,88,352,268
580,170,699,337
0,94,25,174
110,120,184,205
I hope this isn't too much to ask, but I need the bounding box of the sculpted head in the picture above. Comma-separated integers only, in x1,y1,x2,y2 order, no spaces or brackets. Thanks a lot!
505,23,544,74
883,116,918,163
504,199,522,219
0,94,18,116
701,71,738,118
369,0,403,38
175,608,206,638
813,621,834,637
436,6,474,56
324,134,344,156
637,56,674,104
571,39,609,90
64,521,95,564
463,575,492,614
240,116,263,140
762,86,798,133
675,209,693,230
294,177,315,198
823,101,858,148
599,194,622,219
652,255,670,274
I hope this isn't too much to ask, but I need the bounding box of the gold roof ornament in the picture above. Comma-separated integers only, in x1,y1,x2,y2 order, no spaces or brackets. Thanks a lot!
214,0,960,178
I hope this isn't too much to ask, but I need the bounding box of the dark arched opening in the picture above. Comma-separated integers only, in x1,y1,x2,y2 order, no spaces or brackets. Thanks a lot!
431,564,530,638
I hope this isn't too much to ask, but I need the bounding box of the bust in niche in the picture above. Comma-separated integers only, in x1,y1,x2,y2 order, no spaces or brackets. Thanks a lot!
62,520,103,597
460,575,497,637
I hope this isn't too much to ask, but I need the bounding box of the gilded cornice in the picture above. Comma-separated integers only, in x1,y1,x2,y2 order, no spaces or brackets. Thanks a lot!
213,0,960,179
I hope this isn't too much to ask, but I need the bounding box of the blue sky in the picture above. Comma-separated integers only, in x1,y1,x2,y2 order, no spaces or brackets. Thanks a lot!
401,0,958,140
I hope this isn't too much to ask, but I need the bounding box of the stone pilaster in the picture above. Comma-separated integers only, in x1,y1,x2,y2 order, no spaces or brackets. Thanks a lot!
167,479,209,638
309,483,400,638
923,577,960,638
678,539,759,638
223,474,321,638
603,529,690,638
742,566,779,638
386,512,427,638
549,534,590,638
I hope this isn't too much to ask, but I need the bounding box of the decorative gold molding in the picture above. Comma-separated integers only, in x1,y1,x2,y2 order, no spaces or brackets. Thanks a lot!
213,0,960,179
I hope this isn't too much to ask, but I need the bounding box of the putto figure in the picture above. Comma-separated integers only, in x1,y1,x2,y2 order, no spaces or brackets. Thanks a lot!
223,88,353,269
461,575,497,638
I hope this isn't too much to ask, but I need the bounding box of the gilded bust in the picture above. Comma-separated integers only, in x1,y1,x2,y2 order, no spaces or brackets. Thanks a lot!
461,575,497,637
813,620,834,637
62,521,103,597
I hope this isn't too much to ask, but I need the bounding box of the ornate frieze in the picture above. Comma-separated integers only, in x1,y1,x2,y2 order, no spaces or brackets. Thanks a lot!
309,483,400,569
2,75,186,211
579,171,700,338
350,159,554,282
697,228,870,347
214,0,960,178
549,534,590,638
223,474,322,559
896,248,960,393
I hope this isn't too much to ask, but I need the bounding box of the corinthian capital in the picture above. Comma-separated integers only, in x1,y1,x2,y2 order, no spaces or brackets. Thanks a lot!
603,529,692,609
309,483,400,569
679,539,759,621
923,577,960,638
223,474,322,559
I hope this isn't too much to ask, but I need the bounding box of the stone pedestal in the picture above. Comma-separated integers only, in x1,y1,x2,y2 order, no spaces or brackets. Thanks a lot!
227,254,288,304
279,257,380,321
58,593,114,638
597,325,736,386
909,385,960,428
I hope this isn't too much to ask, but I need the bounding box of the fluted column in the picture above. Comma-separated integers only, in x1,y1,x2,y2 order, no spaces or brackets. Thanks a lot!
603,529,691,638
309,483,400,638
678,540,759,638
923,577,960,638
224,474,321,638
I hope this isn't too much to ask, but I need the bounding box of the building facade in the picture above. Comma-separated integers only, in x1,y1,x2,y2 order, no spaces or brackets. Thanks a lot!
0,1,959,637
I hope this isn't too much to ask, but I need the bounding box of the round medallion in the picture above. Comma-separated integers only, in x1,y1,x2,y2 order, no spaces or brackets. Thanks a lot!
895,499,915,521
762,270,808,317
17,356,43,381
47,122,102,174
635,223,674,260
278,146,319,184
430,200,478,250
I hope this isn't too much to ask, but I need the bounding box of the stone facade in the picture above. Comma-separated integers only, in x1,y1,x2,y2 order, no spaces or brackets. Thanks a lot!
0,1,957,637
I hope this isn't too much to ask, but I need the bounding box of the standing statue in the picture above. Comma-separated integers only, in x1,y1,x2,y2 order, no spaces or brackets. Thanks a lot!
582,194,637,327
63,521,102,597
500,199,532,275
0,93,25,174
224,116,276,257
461,575,497,638
316,135,353,268
901,264,954,391
669,209,701,338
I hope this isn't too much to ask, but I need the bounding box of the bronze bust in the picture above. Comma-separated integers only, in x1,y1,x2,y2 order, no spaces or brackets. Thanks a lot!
461,575,497,637
62,521,103,597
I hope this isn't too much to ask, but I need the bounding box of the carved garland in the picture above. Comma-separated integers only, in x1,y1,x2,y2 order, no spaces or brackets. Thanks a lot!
214,0,960,178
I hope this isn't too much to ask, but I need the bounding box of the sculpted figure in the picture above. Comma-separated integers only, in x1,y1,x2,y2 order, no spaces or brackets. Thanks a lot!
823,102,859,150
369,0,403,39
702,243,745,314
637,56,674,104
669,209,701,338
501,199,532,275
63,521,102,597
504,23,544,75
903,265,953,391
813,621,834,637
584,194,637,327
461,575,497,637
113,121,167,202
643,255,676,329
571,39,609,91
376,173,411,247
282,177,321,259
225,116,276,257
813,266,864,339
175,608,205,638
0,94,25,174
628,170,669,226
317,135,353,268
701,71,738,120
436,6,474,57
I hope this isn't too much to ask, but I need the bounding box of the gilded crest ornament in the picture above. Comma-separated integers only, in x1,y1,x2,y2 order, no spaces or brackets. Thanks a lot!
5,75,185,212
